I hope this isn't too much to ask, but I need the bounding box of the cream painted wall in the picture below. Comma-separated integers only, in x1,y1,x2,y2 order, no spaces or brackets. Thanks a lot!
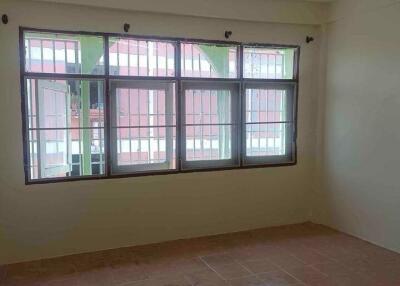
0,0,321,264
33,0,328,25
313,0,400,253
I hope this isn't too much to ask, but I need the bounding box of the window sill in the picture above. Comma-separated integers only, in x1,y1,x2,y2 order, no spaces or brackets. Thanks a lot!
25,160,297,185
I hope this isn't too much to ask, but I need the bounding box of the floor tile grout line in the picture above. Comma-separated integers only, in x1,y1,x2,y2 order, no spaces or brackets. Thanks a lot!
233,260,269,284
308,263,334,277
262,257,308,286
119,277,150,286
198,256,228,281
183,273,196,286
306,249,363,277
234,259,258,276
198,251,231,260
198,255,254,282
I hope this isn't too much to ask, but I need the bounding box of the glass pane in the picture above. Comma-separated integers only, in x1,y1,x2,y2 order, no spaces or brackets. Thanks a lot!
243,47,295,79
28,130,39,180
24,32,105,75
109,38,175,76
181,43,237,78
111,81,176,172
185,89,231,125
115,127,176,169
113,82,176,127
245,88,288,123
186,125,232,161
26,79,104,129
29,128,105,180
246,123,290,156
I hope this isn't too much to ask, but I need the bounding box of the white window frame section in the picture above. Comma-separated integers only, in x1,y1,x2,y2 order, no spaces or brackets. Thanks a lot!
242,82,296,166
37,80,72,177
180,81,240,170
110,80,176,174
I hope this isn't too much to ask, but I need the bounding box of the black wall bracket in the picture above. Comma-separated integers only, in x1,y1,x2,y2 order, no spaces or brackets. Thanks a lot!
123,23,130,33
306,36,314,44
2,14,8,25
224,31,232,39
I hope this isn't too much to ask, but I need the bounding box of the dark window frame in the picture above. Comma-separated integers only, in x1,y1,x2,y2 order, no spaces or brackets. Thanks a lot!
19,27,300,185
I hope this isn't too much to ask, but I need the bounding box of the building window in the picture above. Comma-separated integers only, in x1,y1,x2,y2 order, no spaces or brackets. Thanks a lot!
109,37,175,77
110,80,176,174
21,29,299,183
243,47,295,79
25,78,105,180
181,43,237,78
181,82,239,169
243,83,295,165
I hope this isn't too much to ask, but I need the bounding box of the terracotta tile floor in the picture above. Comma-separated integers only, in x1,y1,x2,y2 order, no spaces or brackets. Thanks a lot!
2,223,400,286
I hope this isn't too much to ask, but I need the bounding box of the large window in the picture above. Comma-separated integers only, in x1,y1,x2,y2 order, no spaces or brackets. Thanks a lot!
21,28,299,183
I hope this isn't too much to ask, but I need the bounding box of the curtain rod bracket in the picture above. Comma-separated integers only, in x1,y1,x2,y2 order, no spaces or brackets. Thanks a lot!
2,14,8,25
306,36,314,44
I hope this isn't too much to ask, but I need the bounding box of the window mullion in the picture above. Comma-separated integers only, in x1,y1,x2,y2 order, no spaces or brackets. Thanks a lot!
104,34,112,177
176,41,182,171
